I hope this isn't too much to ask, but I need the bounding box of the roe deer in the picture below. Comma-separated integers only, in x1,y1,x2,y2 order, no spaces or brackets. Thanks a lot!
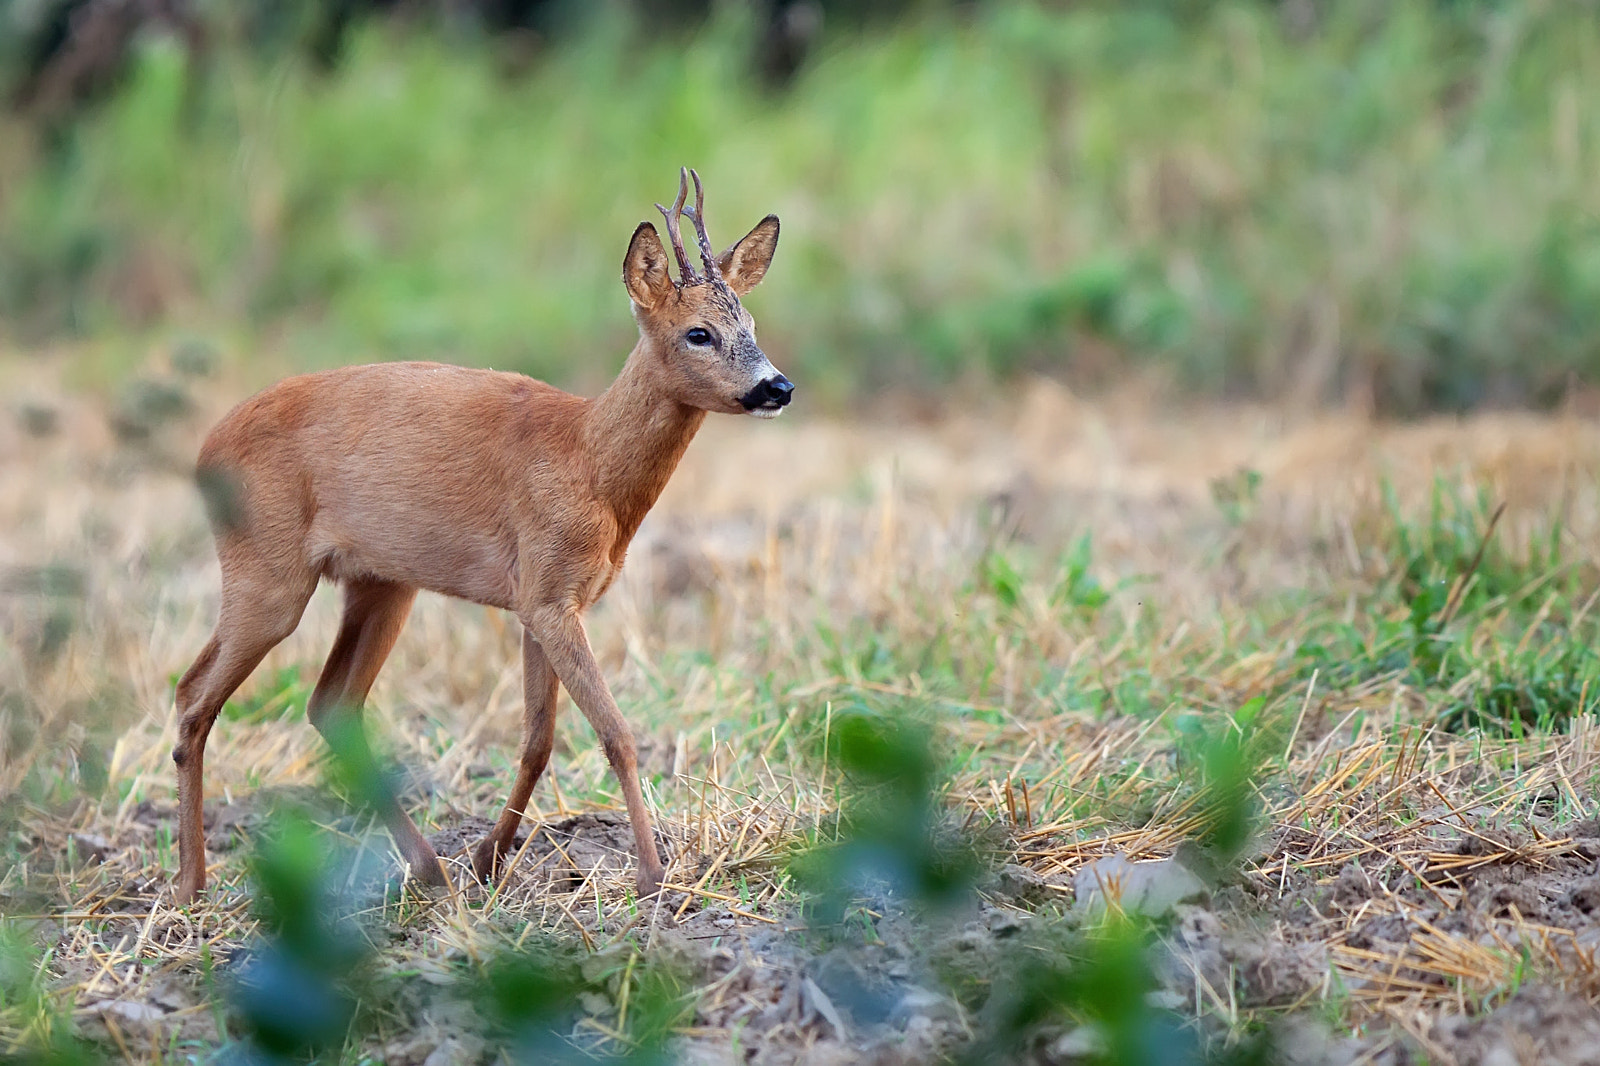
171,169,790,903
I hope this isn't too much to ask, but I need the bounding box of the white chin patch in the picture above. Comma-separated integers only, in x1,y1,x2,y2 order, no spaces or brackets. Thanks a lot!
747,405,784,420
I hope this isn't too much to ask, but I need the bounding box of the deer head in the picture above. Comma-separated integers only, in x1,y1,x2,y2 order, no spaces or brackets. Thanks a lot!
622,169,792,418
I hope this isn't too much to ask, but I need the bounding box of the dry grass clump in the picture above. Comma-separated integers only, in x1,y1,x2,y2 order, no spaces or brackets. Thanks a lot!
4,356,1600,1061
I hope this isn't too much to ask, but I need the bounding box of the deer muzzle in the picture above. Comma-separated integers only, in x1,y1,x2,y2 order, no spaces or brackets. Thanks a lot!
739,374,794,417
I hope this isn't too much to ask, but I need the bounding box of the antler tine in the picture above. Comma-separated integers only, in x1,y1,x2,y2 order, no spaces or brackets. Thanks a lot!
682,168,722,280
653,167,698,284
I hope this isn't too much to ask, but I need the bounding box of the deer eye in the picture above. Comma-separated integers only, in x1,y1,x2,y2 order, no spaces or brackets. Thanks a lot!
685,327,713,346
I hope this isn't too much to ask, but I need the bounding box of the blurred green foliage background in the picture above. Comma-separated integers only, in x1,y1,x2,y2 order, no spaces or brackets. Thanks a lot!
3,0,1599,412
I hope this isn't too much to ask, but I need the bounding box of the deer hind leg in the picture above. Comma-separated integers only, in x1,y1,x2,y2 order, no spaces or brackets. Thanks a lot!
524,607,665,898
305,579,443,886
173,564,316,903
472,629,560,881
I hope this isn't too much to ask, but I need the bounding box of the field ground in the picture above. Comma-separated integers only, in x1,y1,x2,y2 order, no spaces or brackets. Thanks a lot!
5,354,1600,1063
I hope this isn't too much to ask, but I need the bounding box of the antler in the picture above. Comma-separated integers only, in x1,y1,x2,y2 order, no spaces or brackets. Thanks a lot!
654,168,699,284
681,168,723,281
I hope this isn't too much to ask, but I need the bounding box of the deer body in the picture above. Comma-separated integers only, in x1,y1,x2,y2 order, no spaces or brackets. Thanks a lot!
171,171,787,902
203,361,699,611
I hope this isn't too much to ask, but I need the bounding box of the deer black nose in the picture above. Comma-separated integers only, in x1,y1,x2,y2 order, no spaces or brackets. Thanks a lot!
739,375,795,411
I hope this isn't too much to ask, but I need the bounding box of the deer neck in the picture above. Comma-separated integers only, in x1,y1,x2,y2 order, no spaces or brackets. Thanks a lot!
583,341,707,547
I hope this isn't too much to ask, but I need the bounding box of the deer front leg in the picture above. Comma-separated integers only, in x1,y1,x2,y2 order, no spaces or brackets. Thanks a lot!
523,606,665,898
472,629,559,881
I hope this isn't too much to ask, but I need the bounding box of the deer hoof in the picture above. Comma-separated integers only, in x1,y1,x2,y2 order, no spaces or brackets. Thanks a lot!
470,839,502,883
406,848,449,889
636,865,665,899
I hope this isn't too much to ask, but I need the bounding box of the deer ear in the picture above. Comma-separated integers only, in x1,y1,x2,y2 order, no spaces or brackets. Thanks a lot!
717,215,780,297
623,222,675,309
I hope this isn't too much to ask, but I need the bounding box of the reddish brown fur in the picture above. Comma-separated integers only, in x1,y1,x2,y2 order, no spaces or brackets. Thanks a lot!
170,192,785,902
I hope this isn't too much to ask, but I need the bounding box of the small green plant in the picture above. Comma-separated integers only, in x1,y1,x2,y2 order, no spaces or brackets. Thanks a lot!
108,377,193,443
464,945,594,1063
0,922,104,1064
1210,468,1263,528
963,913,1274,1066
979,548,1027,610
226,808,371,1060
4,564,85,665
791,706,987,925
1171,697,1277,879
1051,533,1111,615
464,938,693,1065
